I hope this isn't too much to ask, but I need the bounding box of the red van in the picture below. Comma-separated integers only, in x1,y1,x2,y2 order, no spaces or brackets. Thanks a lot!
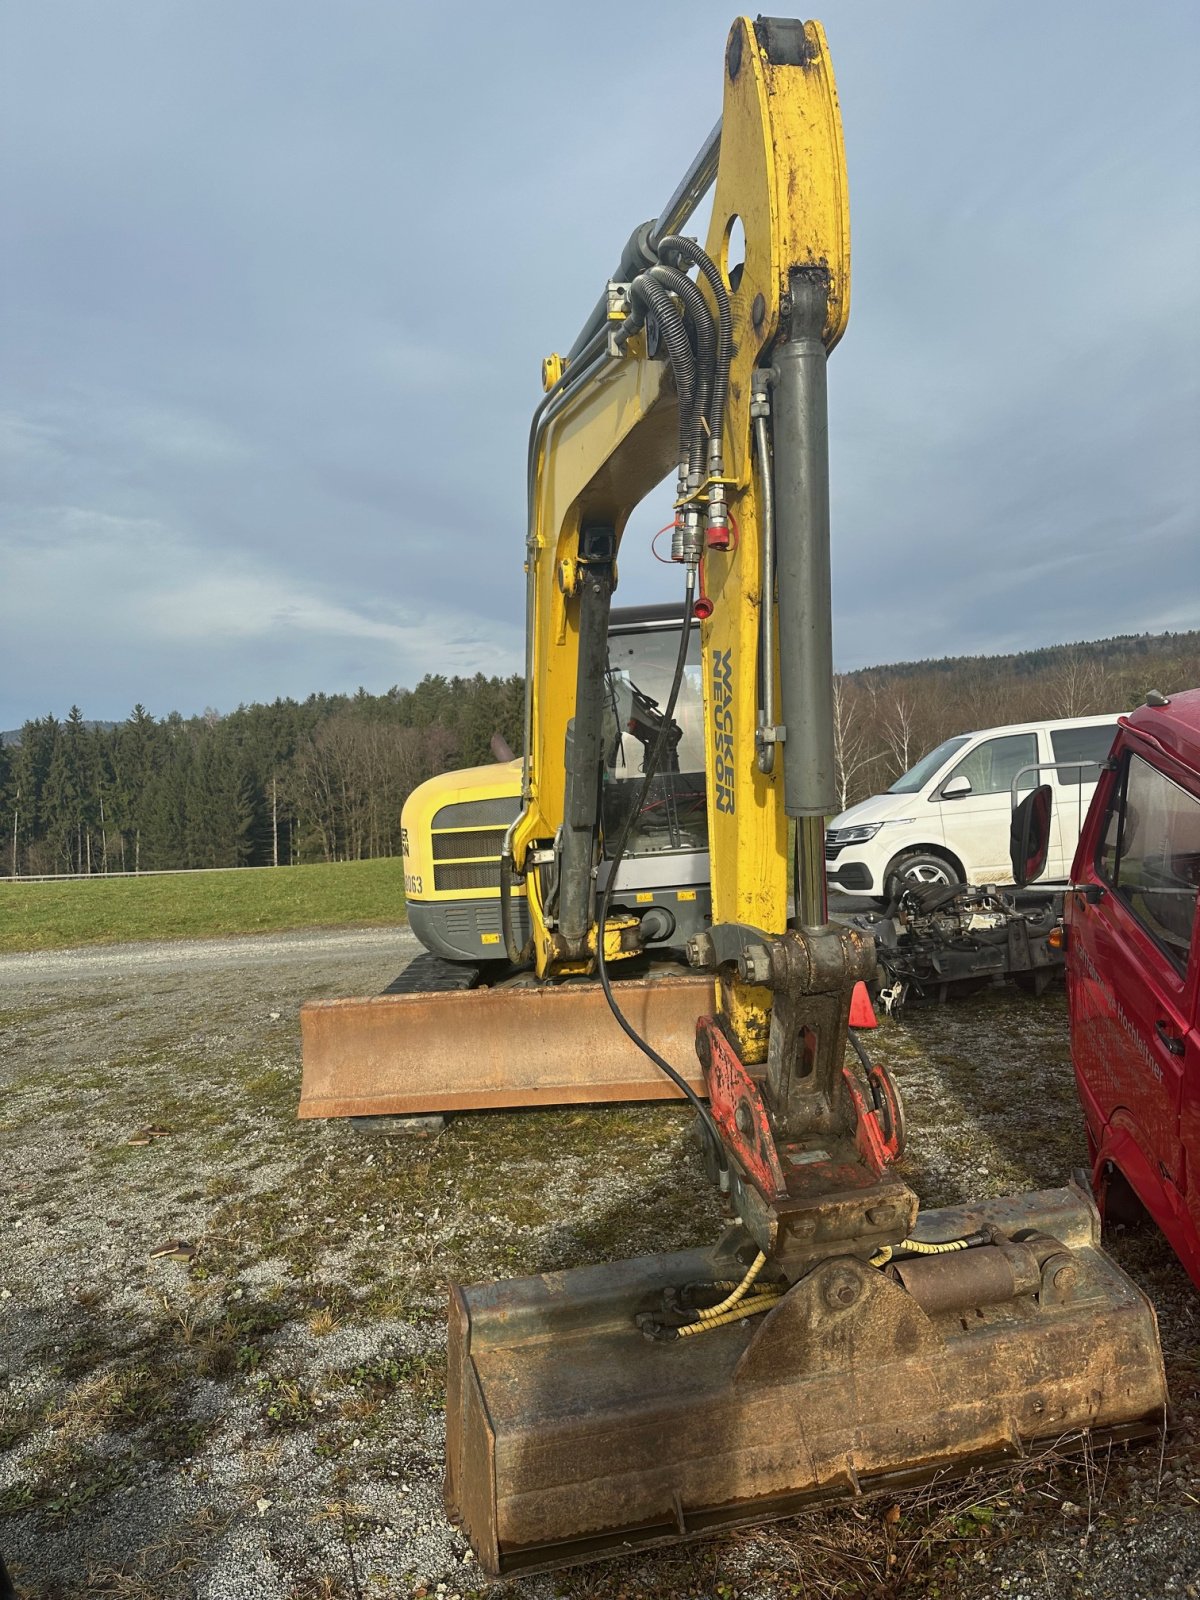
1018,690,1200,1289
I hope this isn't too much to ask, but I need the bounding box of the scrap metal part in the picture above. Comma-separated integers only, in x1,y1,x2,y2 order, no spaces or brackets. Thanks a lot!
845,883,1065,1013
444,1183,1167,1577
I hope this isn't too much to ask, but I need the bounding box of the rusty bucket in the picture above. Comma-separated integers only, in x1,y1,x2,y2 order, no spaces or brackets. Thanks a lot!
445,1182,1167,1577
299,971,711,1119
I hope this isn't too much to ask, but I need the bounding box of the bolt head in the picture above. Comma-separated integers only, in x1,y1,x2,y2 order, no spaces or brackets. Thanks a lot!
822,1265,862,1312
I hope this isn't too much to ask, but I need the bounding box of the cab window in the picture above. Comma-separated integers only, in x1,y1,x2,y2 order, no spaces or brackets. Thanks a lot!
945,732,1037,796
1098,752,1200,972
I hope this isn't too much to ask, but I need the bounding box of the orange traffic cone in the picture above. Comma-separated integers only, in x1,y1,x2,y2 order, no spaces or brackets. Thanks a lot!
849,980,877,1029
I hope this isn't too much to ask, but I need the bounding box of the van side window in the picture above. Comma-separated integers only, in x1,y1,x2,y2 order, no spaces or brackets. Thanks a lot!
1098,752,1200,973
946,732,1037,796
1051,723,1117,786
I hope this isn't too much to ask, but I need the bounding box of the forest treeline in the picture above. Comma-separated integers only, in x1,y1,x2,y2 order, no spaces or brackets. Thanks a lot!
2,630,1197,876
1,676,523,876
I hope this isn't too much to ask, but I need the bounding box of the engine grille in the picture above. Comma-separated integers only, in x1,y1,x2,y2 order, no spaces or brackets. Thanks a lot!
431,797,520,829
434,861,503,892
431,828,507,861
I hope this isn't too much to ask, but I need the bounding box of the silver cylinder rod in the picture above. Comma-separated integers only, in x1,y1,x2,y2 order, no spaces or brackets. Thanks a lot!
649,118,722,248
565,119,723,363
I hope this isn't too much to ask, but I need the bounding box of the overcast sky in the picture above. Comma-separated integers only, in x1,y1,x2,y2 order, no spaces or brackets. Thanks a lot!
2,1,1197,728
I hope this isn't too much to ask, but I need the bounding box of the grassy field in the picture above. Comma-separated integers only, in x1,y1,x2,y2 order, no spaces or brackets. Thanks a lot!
0,857,407,954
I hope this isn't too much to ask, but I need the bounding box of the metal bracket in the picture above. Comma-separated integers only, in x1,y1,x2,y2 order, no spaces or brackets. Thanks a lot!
686,922,775,984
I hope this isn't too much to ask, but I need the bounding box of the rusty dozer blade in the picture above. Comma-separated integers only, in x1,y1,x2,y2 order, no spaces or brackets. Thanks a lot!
445,1182,1167,1578
298,971,711,1118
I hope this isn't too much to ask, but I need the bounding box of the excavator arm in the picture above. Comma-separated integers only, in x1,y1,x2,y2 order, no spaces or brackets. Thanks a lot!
509,16,844,995
441,17,1168,1578
503,14,910,1281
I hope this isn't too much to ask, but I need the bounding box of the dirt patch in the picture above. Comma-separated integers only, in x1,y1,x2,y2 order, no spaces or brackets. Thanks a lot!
0,936,1196,1598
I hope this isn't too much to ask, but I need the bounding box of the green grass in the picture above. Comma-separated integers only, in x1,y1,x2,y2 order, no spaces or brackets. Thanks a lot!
0,856,407,953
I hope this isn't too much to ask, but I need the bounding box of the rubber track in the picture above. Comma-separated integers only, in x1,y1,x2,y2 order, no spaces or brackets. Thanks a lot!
380,952,482,995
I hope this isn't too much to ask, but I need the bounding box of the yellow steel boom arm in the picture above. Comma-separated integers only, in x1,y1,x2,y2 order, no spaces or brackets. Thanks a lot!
510,17,850,1020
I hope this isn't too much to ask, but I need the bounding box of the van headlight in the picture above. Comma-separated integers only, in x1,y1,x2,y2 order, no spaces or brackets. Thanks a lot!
826,822,883,845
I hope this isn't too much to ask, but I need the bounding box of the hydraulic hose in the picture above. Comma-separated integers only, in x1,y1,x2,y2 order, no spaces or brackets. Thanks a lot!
870,1230,988,1268
594,569,726,1172
645,264,716,479
674,1290,782,1336
505,327,613,963
625,274,696,466
847,1026,907,1156
692,1250,766,1318
638,1251,785,1341
656,235,732,463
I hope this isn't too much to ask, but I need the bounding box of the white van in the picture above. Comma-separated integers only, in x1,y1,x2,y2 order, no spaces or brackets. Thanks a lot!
825,713,1124,900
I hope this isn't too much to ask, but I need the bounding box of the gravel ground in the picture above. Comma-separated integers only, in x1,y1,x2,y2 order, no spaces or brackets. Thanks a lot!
0,930,1196,1599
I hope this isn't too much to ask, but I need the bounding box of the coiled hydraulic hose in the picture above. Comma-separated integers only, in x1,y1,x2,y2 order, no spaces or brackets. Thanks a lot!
623,274,696,467
640,1250,785,1340
692,1249,767,1318
656,234,733,462
675,1290,782,1336
870,1234,982,1268
645,263,717,479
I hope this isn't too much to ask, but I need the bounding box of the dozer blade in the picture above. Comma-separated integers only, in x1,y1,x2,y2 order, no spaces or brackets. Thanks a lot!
298,972,711,1118
445,1183,1167,1578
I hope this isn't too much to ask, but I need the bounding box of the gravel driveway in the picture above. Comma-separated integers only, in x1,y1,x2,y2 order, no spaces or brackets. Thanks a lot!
0,930,1196,1599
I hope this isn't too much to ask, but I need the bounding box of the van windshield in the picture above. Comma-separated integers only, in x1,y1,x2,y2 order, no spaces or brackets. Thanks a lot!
888,736,971,795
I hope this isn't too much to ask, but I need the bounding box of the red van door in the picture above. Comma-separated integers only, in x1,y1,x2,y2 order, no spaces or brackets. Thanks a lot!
1068,742,1200,1286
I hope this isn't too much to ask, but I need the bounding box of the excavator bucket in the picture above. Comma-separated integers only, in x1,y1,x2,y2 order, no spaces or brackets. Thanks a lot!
298,971,711,1118
445,1182,1167,1577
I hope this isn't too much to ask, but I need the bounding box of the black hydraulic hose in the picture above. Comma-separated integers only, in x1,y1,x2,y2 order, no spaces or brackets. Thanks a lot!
499,847,523,965
656,235,732,460
848,1027,908,1157
848,1028,875,1078
595,572,726,1172
625,274,696,465
646,264,716,479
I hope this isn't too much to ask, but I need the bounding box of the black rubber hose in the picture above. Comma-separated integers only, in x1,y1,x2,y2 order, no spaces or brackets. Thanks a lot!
499,849,525,965
594,573,726,1172
656,235,732,459
646,263,716,479
626,273,696,465
849,1028,908,1157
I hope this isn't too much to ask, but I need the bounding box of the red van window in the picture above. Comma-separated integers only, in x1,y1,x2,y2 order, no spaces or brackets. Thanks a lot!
1098,751,1200,973
1050,722,1118,786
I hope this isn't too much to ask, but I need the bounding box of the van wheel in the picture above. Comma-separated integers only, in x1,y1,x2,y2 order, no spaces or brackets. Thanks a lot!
887,852,960,895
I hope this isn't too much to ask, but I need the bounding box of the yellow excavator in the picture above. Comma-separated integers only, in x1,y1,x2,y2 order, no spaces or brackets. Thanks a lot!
428,16,1167,1577
298,14,1167,1574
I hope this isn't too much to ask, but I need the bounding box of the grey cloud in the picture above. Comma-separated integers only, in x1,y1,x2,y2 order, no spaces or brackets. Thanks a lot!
1,1,1196,725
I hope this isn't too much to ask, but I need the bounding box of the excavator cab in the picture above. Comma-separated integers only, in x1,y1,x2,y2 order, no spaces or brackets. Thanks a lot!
399,603,712,968
298,607,718,1121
